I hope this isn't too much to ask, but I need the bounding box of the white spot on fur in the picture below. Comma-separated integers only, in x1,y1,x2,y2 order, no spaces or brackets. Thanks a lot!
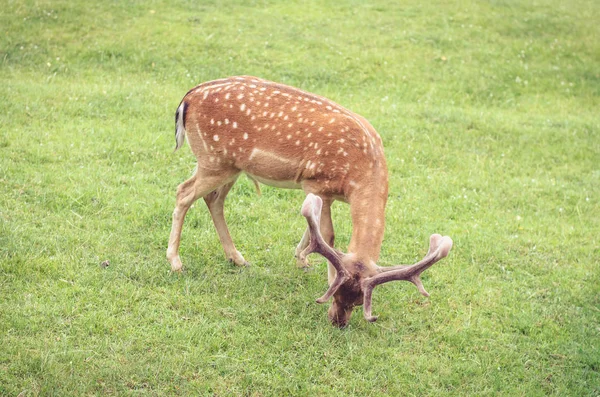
213,135,219,141
243,133,248,140
233,122,238,129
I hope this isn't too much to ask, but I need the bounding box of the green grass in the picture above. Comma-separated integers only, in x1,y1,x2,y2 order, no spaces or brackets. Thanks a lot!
1,0,599,395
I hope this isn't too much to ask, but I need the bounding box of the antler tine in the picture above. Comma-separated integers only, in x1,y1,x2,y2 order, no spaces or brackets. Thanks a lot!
361,278,379,322
361,234,453,322
300,194,349,304
376,234,446,274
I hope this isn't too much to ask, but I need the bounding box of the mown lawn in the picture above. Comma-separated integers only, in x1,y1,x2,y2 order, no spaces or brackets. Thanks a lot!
1,0,599,395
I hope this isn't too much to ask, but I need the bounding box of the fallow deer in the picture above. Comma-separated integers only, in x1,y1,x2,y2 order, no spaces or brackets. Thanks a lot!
167,76,453,327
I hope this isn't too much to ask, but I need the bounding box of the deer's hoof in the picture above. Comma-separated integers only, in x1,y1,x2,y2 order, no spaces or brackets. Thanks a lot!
296,259,311,269
168,255,184,272
228,251,250,267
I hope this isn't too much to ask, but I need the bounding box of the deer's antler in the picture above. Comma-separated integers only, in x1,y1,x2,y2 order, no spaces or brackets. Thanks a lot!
300,194,349,304
361,234,453,322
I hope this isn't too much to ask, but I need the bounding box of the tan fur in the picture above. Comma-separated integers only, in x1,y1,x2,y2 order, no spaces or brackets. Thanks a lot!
168,76,388,271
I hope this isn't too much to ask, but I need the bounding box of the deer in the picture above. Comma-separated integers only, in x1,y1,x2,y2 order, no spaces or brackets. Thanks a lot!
167,76,453,327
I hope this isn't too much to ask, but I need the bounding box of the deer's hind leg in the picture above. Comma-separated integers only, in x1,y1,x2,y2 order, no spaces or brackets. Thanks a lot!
167,166,240,271
203,178,248,266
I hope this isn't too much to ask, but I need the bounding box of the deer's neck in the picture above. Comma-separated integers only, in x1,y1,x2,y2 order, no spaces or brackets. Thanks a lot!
347,164,388,264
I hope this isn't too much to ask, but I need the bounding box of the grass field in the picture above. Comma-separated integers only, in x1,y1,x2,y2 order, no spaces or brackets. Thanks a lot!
1,0,599,395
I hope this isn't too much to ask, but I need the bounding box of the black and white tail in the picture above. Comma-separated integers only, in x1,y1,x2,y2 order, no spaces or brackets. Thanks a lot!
174,102,187,151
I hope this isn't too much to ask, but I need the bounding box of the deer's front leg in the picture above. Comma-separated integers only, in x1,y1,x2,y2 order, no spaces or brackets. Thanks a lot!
295,227,311,268
204,179,249,266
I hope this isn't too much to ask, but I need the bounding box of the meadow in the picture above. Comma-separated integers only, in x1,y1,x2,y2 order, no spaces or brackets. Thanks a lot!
1,0,599,395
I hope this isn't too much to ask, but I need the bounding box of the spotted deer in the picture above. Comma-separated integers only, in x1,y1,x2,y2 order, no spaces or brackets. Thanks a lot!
167,76,453,327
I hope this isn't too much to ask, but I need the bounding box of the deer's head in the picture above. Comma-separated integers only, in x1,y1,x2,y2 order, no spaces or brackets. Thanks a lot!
301,193,453,327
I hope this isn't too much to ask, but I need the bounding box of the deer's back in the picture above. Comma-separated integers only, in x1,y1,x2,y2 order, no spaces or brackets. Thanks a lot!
181,76,386,196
